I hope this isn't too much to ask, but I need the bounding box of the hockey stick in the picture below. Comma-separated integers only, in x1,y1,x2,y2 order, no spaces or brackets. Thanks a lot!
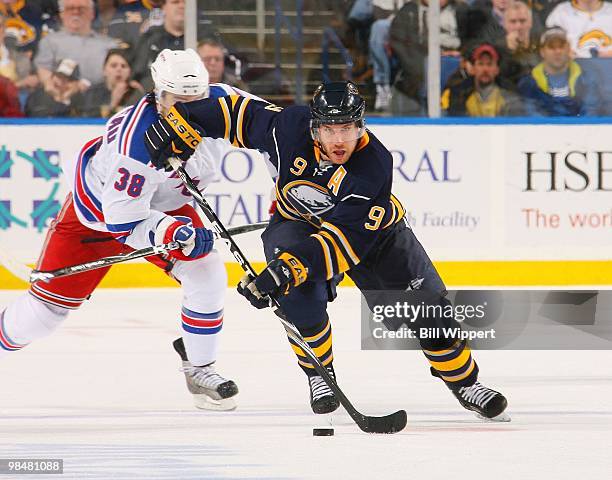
30,241,181,282
168,157,407,434
0,222,269,283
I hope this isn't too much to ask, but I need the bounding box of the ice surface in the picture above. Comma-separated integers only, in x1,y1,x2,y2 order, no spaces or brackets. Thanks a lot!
1,289,610,479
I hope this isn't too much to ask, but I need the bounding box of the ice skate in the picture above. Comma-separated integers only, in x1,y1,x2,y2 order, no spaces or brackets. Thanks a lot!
173,338,238,411
451,381,510,422
308,366,340,415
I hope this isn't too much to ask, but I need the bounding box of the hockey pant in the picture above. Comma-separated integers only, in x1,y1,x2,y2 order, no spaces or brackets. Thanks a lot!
261,214,478,388
0,194,226,367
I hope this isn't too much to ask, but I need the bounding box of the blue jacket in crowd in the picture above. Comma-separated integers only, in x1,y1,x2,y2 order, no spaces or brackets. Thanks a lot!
517,61,600,116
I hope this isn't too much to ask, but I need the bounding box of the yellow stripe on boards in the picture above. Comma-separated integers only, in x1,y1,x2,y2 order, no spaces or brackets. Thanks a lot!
1,260,612,289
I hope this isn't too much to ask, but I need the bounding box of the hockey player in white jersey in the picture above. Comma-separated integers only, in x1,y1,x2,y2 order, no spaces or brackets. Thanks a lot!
0,49,249,411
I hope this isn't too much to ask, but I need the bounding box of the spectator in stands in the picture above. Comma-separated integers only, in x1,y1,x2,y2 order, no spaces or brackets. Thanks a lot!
503,1,538,53
496,1,540,86
545,0,612,58
196,38,248,90
138,0,164,33
345,0,374,70
0,0,49,52
25,57,83,116
442,43,524,116
93,0,117,35
530,0,563,29
369,0,408,111
0,13,17,80
0,73,24,116
106,0,154,60
518,27,600,115
132,0,184,90
34,0,119,90
0,10,39,94
79,48,143,117
463,0,508,44
389,0,468,115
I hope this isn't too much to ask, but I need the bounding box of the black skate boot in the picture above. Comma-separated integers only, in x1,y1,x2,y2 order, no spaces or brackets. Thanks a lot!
173,338,239,411
431,368,509,421
451,382,509,421
308,366,340,414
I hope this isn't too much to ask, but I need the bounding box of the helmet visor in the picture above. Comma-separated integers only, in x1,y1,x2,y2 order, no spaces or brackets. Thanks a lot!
311,121,365,143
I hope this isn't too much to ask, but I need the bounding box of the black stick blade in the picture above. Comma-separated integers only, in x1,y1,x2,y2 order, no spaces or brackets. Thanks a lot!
358,409,407,434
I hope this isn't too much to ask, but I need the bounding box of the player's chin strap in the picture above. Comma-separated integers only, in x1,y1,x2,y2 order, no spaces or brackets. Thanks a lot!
0,222,269,284
166,156,407,435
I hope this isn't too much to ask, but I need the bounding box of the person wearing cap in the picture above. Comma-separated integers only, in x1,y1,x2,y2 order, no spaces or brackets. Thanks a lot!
24,57,84,116
545,0,612,58
442,43,524,116
518,27,600,115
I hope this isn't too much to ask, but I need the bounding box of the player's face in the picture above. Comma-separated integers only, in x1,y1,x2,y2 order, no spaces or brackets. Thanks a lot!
317,123,361,165
158,91,206,116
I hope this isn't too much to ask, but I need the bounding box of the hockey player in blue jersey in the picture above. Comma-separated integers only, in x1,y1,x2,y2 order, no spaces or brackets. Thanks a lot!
144,81,510,421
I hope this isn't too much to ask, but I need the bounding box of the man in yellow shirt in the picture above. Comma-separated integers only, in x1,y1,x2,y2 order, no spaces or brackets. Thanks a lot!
442,43,524,116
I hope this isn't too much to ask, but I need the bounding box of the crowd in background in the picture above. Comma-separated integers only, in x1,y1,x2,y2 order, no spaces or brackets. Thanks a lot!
346,0,612,116
0,0,611,118
0,0,242,117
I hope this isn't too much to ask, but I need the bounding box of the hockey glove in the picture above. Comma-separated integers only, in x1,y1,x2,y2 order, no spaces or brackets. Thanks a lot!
236,253,309,309
144,103,204,169
154,217,214,261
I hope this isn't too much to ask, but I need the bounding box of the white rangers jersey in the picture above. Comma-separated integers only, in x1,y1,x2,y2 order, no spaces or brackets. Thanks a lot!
63,83,262,251
546,1,612,58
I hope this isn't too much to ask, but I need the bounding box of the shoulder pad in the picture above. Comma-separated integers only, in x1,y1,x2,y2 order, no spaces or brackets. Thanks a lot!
209,83,236,99
116,97,159,164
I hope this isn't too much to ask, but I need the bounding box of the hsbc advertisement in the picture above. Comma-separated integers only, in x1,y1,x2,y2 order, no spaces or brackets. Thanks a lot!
0,122,609,266
503,125,611,260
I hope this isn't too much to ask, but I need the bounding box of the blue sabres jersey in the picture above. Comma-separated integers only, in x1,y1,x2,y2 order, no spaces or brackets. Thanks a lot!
179,96,407,282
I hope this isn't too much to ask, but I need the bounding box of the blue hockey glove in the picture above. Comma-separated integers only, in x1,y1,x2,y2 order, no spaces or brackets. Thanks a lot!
155,217,214,261
144,103,204,169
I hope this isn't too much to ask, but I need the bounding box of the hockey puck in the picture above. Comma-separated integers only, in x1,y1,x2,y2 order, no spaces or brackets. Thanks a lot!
313,428,334,436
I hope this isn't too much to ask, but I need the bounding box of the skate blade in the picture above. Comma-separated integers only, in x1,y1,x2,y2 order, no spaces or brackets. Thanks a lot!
193,394,237,411
476,411,511,422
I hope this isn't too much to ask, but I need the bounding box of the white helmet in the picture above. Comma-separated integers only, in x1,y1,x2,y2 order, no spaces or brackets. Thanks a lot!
150,48,209,97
